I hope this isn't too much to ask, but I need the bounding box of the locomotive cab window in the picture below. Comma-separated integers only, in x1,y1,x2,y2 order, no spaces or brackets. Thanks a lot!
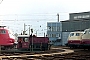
0,30,6,34
70,33,74,37
76,33,80,36
23,38,29,42
18,35,29,43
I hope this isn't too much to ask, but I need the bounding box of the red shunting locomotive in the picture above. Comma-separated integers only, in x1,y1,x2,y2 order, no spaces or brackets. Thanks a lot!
17,34,51,51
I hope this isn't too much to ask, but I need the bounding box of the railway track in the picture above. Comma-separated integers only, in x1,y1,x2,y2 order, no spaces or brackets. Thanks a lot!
0,46,90,60
0,46,73,60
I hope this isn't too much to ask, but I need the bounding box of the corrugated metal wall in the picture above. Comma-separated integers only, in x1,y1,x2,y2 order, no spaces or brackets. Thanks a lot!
69,12,90,20
61,20,90,32
62,32,70,46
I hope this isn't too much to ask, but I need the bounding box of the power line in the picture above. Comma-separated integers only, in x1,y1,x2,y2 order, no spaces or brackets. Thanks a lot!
0,14,57,16
0,19,57,21
0,13,69,16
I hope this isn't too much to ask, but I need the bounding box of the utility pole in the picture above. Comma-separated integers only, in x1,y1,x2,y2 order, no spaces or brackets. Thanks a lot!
44,32,45,37
23,23,31,35
57,13,59,22
36,31,37,36
31,29,33,51
29,26,30,35
23,23,26,35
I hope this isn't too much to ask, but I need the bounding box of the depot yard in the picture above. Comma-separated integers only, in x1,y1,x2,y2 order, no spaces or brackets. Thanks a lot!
0,46,90,60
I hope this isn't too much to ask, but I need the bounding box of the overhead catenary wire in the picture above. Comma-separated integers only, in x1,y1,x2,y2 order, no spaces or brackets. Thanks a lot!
0,13,58,22
0,13,59,35
0,13,57,16
0,19,57,21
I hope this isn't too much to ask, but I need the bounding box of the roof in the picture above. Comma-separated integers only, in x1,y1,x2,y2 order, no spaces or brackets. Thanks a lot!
61,19,90,22
69,11,90,15
47,22,61,23
18,35,30,37
70,31,84,34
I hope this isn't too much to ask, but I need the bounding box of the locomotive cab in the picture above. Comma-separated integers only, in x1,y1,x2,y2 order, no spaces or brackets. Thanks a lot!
81,28,90,47
0,26,16,49
17,35,30,50
67,31,84,48
17,34,51,51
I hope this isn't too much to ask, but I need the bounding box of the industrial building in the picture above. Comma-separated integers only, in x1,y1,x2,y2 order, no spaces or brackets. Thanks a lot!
47,11,90,46
69,11,90,20
61,20,90,32
47,22,62,45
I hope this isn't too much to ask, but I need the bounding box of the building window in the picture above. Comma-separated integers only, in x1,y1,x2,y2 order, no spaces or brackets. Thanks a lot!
52,34,56,37
52,26,56,31
47,26,51,31
57,27,60,31
56,33,61,37
47,34,52,37
47,34,50,37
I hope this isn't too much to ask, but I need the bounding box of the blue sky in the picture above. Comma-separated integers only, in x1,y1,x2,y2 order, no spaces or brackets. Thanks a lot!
0,0,90,36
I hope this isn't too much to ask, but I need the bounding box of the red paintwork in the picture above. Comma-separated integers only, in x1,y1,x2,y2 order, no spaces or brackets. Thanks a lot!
68,40,81,44
22,42,29,48
68,39,90,46
17,36,49,49
81,39,90,44
29,37,49,43
0,28,15,46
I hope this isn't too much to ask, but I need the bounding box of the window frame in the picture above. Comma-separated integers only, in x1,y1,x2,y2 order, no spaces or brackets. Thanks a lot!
70,33,74,37
0,30,6,34
76,33,80,36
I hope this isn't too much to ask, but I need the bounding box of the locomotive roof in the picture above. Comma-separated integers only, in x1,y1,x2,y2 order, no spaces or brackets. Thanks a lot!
85,28,90,30
18,35,30,37
70,31,84,33
0,26,6,27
